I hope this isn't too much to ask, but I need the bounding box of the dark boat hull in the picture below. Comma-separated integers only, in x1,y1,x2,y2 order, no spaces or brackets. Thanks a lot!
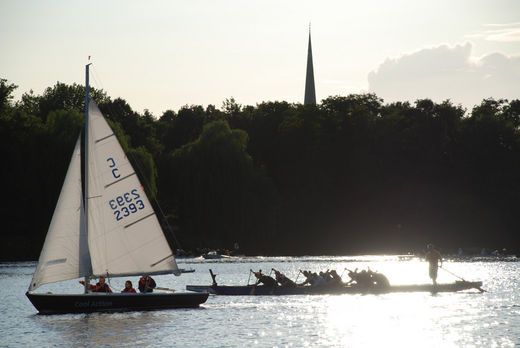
186,281,483,296
26,291,209,314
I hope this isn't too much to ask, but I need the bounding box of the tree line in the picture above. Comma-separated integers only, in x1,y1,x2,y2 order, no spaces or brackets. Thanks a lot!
1,78,520,260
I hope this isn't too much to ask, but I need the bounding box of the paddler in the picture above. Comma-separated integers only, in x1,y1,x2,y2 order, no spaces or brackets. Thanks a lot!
253,270,278,287
425,244,443,285
273,269,297,287
367,269,390,289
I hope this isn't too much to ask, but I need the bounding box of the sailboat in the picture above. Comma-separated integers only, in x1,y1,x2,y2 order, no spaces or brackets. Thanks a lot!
26,64,208,314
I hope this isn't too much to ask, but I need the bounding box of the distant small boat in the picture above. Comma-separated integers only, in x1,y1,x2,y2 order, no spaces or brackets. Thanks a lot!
179,268,195,273
26,64,208,314
202,251,235,259
187,280,484,296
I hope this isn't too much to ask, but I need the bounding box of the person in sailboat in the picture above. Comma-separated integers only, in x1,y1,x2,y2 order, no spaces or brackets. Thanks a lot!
122,280,136,293
79,276,112,293
425,244,443,285
138,275,157,293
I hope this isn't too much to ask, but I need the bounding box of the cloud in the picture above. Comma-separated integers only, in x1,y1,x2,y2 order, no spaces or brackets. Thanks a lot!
478,22,520,42
368,43,520,109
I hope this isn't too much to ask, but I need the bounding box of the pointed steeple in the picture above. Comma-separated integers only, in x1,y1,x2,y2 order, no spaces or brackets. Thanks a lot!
304,24,316,105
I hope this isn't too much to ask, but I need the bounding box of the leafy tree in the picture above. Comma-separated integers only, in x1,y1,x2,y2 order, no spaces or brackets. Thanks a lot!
0,78,17,113
18,82,109,121
158,105,206,153
163,120,277,253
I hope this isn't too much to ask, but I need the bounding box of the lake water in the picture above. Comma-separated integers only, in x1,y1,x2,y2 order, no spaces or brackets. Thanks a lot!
1,256,519,347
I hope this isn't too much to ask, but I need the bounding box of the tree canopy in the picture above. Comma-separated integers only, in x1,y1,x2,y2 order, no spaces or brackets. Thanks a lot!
1,78,519,260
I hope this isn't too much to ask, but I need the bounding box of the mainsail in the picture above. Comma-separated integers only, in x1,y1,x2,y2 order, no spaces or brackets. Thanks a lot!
86,101,178,277
29,137,92,291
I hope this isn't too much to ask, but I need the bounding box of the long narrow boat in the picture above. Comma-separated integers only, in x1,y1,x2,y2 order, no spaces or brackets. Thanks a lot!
186,280,484,296
26,64,208,314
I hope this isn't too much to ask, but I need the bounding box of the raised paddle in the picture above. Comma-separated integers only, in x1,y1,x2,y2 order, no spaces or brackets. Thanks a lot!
209,269,218,286
295,270,302,283
248,269,256,286
440,266,486,292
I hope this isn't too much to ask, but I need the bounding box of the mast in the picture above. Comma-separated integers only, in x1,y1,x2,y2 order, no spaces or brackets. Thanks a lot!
83,63,92,293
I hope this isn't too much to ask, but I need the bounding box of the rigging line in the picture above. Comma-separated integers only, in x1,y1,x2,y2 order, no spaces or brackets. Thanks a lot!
89,67,119,121
89,66,124,125
126,149,183,250
90,66,106,96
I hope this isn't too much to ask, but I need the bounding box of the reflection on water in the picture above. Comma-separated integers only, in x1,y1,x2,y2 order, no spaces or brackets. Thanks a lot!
1,257,519,347
34,311,179,346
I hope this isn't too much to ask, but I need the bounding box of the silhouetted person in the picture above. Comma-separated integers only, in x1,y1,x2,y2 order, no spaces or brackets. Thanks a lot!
253,270,278,287
298,271,313,286
425,244,442,285
273,269,297,287
346,268,372,288
368,269,390,289
329,270,343,285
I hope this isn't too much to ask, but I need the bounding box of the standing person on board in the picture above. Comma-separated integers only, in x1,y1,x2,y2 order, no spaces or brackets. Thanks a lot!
425,244,443,285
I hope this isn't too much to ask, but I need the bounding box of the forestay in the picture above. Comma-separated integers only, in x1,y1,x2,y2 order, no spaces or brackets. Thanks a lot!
29,137,92,291
86,101,178,277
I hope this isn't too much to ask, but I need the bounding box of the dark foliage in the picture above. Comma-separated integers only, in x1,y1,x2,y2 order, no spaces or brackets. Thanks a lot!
1,78,519,260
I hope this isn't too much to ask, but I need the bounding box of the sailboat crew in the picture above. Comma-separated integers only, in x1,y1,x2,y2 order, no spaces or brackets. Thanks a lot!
79,276,112,293
138,275,157,293
122,280,136,293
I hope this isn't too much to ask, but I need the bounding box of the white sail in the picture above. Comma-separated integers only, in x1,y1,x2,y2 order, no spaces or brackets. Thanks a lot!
29,137,92,291
86,101,178,277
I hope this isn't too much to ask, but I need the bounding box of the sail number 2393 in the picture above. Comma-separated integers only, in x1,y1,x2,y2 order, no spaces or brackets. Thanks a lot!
109,189,145,221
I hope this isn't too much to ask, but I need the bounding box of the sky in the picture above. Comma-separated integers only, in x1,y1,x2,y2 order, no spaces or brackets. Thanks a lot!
1,0,519,116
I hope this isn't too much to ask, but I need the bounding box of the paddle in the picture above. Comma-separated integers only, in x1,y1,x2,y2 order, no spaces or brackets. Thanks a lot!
295,270,302,283
209,269,218,286
248,269,255,286
440,265,486,292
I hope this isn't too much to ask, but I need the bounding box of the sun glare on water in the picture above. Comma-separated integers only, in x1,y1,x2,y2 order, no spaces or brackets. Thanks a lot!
294,258,495,347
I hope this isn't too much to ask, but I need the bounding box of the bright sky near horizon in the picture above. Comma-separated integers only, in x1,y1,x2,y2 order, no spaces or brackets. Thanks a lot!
1,0,519,116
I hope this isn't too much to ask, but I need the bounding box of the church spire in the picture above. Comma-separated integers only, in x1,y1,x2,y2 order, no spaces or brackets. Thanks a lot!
304,24,316,105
